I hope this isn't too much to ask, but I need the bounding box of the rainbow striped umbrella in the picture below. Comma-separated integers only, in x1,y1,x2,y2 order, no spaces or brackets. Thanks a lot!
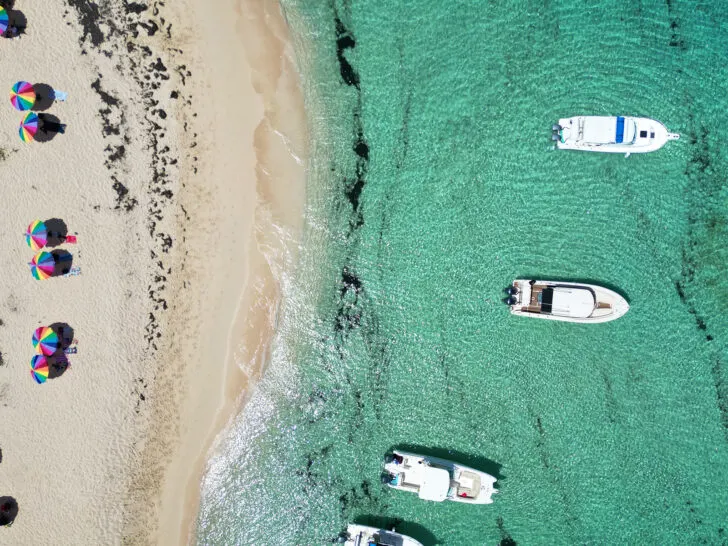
33,326,59,356
30,355,50,384
25,220,48,251
10,81,36,111
0,8,8,35
19,112,39,143
29,251,55,280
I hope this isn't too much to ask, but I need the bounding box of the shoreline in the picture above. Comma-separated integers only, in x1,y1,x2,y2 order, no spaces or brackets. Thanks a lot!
147,0,308,544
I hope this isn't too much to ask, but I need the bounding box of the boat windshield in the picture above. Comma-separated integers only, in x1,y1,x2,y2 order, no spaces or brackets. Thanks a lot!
540,287,554,313
615,117,625,143
375,531,406,546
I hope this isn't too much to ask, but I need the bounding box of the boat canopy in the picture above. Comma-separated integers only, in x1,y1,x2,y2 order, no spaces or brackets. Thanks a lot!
550,287,595,318
581,116,636,145
419,466,451,501
582,117,615,144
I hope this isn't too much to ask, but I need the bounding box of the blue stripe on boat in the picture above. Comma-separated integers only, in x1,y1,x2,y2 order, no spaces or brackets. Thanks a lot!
616,116,625,143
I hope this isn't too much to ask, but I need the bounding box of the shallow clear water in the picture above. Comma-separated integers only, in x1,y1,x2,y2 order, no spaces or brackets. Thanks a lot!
197,1,728,544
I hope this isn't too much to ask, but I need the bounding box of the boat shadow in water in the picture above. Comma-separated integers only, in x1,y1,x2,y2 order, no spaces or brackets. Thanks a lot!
352,515,441,546
513,275,631,304
389,444,505,483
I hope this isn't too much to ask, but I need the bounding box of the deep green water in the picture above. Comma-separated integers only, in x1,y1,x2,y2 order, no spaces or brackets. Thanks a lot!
196,1,728,544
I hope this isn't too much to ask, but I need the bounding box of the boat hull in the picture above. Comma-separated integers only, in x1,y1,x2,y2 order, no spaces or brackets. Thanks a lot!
383,450,498,505
509,280,629,323
555,116,678,154
343,524,424,546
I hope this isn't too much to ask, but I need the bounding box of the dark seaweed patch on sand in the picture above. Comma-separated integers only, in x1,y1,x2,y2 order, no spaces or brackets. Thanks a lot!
65,1,196,383
65,0,108,47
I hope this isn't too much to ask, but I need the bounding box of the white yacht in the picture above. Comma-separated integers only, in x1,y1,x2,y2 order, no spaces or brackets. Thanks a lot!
382,450,498,504
552,116,679,156
339,524,424,546
505,280,629,323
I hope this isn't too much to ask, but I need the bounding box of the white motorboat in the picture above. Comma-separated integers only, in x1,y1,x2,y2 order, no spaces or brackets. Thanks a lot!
552,116,679,156
382,450,498,504
339,524,424,546
505,280,629,323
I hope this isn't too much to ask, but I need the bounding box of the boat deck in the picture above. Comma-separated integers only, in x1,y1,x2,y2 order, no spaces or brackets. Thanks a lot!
522,284,543,313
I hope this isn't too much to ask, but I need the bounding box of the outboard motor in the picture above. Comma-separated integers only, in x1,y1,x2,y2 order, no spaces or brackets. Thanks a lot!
551,133,560,141
505,285,518,296
552,124,562,132
381,472,393,484
504,296,518,306
383,454,394,464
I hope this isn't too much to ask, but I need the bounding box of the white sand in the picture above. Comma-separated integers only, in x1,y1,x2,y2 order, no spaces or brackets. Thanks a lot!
0,0,307,543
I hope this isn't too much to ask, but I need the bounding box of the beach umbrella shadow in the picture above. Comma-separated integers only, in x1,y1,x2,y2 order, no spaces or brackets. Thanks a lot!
50,249,73,276
0,496,18,527
33,114,66,143
2,8,25,38
30,83,56,111
49,322,74,352
46,322,74,379
46,353,69,379
44,218,70,247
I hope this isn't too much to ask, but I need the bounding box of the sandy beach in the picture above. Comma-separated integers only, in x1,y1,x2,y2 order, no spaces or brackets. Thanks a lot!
0,0,306,544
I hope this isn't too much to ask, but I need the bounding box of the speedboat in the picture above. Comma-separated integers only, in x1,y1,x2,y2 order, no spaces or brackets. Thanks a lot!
382,450,498,504
505,280,629,323
552,116,679,156
339,524,424,546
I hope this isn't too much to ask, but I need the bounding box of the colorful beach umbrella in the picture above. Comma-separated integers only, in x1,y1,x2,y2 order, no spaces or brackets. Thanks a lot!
29,251,55,280
10,81,36,111
0,8,8,36
33,326,59,356
30,355,50,384
19,112,39,143
25,220,48,251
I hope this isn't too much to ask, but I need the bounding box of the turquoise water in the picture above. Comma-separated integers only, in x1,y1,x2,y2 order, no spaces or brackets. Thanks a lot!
197,1,728,544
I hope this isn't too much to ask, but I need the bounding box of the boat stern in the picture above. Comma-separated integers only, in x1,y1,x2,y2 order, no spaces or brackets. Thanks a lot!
505,280,530,313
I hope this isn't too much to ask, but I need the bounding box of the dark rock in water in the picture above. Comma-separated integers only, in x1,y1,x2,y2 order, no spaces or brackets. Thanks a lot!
345,177,365,213
496,515,517,545
354,139,369,161
333,15,359,88
340,267,362,295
